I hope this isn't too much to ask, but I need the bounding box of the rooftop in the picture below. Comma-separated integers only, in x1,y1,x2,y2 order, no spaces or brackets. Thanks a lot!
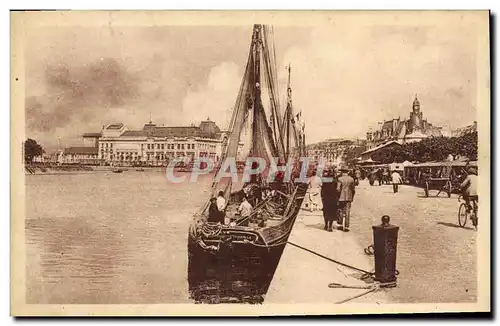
106,123,124,130
121,130,147,137
359,140,401,156
82,132,102,138
64,146,98,155
117,120,221,139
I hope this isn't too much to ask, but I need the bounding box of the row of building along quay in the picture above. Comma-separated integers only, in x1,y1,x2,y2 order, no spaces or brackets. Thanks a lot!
33,96,476,167
306,96,477,167
37,118,244,166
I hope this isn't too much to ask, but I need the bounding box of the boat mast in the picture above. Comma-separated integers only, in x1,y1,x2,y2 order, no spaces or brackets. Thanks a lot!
262,26,286,162
285,64,291,160
251,25,262,158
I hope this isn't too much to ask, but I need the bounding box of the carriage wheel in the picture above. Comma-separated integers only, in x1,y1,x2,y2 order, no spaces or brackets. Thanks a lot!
446,181,452,198
424,182,429,197
458,203,468,227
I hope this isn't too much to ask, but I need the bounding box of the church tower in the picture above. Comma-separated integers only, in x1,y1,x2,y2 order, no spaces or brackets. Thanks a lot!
409,94,423,132
412,94,420,114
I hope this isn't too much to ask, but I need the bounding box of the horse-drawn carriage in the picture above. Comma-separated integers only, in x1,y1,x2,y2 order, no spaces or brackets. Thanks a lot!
404,161,477,198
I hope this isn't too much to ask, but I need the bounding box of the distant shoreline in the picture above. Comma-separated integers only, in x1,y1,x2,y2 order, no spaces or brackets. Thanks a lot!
24,164,170,175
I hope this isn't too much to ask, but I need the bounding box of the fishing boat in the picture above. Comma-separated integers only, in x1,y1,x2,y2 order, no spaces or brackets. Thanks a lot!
188,24,309,303
110,163,123,173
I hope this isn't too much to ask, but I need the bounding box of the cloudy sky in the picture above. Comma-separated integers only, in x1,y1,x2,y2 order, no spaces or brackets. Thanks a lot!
24,12,484,150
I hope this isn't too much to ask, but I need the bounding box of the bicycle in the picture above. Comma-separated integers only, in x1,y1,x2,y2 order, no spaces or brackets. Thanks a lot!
457,195,478,229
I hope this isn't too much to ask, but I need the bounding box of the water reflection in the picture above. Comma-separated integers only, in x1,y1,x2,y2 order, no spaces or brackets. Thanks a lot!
25,171,209,304
187,237,285,304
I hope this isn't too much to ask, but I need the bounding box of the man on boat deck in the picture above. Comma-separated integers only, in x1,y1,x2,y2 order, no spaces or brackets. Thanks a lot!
207,197,223,223
216,191,227,223
238,196,253,219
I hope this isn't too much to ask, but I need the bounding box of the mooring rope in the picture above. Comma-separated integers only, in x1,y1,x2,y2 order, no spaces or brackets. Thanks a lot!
285,241,401,304
287,241,374,277
333,285,380,304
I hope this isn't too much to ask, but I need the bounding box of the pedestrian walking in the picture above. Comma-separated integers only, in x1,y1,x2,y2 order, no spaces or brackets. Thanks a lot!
320,168,338,232
336,166,355,232
307,170,322,212
376,168,383,186
382,168,389,185
391,170,403,193
368,170,376,186
355,168,361,182
349,169,359,186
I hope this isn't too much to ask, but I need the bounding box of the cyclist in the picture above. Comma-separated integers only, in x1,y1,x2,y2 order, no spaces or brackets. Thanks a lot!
460,166,478,213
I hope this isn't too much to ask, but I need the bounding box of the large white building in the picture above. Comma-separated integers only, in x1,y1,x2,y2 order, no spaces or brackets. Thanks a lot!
93,119,243,166
306,138,367,167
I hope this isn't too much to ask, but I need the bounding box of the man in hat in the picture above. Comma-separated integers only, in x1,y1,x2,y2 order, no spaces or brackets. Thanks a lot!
336,166,356,232
320,167,338,232
460,166,478,213
391,169,403,193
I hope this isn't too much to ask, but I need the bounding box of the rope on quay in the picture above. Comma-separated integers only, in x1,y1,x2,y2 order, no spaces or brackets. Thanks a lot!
287,241,374,277
286,241,398,304
333,285,380,304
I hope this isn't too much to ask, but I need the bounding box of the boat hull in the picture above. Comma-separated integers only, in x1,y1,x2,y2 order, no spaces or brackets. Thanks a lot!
187,182,308,303
187,234,286,303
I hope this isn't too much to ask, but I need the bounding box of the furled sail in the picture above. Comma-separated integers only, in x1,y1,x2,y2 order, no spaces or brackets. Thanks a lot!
211,25,287,193
199,24,308,218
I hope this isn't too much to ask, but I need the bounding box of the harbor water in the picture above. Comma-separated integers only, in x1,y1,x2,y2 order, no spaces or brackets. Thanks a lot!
26,171,214,304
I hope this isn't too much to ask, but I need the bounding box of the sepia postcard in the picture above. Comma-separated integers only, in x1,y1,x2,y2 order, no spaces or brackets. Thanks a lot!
11,10,491,316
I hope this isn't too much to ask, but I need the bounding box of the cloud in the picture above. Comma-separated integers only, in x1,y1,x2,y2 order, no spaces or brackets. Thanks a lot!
23,20,480,150
23,26,257,150
25,57,143,148
278,21,478,143
180,62,242,129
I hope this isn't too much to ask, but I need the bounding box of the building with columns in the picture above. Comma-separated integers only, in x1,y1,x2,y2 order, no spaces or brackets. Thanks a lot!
95,118,243,166
365,95,443,149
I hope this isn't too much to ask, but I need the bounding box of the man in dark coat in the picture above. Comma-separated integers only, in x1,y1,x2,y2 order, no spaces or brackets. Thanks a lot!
320,168,338,232
336,167,356,232
207,197,222,223
376,168,383,186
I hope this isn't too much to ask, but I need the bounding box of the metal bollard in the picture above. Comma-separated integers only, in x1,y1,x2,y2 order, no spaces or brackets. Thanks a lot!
372,215,399,286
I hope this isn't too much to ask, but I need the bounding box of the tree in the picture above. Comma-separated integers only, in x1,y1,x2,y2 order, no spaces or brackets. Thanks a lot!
456,132,478,160
343,145,366,163
371,145,409,164
24,138,44,164
368,132,478,164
